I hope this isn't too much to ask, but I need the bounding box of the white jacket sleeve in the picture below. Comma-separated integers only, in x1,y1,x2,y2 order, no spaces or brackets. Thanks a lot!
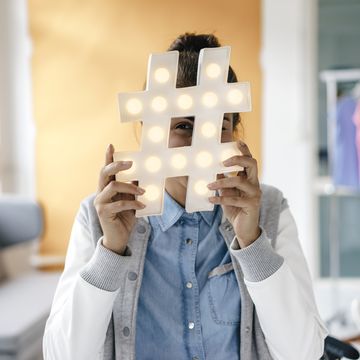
229,207,328,360
42,210,132,360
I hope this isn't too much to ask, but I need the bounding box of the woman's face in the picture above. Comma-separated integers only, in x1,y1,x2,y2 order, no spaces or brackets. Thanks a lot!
166,113,234,188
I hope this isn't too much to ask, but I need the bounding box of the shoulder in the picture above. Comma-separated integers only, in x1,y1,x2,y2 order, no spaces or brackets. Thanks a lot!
260,183,289,213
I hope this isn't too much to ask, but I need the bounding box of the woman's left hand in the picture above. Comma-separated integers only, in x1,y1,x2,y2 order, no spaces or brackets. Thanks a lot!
207,140,262,248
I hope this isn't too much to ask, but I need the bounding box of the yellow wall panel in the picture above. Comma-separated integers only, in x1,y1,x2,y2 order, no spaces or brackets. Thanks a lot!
29,0,261,255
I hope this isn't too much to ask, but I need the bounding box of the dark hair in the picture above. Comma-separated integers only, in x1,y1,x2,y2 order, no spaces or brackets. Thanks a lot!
167,32,241,130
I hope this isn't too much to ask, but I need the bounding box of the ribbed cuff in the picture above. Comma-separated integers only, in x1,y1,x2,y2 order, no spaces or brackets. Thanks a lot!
80,237,132,292
229,227,284,282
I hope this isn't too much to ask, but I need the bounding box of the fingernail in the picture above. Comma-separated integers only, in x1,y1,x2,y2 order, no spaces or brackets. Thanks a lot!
138,188,145,194
207,183,215,189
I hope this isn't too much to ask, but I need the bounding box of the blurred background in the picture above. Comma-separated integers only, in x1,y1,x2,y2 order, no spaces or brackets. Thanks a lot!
0,0,360,359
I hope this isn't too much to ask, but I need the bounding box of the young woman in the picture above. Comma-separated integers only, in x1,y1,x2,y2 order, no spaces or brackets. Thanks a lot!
43,33,328,360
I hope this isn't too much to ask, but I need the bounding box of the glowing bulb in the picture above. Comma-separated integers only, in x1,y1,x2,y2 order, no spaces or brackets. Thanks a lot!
227,89,244,104
148,126,165,142
171,153,187,169
177,94,193,110
196,151,213,167
151,96,167,112
145,156,162,172
126,98,142,115
201,122,217,138
194,180,210,195
144,185,160,201
202,92,218,108
206,63,221,78
154,68,170,83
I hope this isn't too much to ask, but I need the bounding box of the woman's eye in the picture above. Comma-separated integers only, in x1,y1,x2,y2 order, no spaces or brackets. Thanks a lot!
175,123,193,130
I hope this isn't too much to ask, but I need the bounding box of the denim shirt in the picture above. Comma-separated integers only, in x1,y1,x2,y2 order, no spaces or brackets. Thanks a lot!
135,190,241,360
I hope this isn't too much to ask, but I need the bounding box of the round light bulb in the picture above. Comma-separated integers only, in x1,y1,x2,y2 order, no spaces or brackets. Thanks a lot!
227,89,244,105
144,184,160,201
145,156,162,173
126,98,142,115
202,92,218,108
171,153,187,169
196,151,213,167
154,68,170,83
201,122,217,138
194,180,210,195
151,96,167,112
148,126,165,143
206,63,221,78
177,94,193,110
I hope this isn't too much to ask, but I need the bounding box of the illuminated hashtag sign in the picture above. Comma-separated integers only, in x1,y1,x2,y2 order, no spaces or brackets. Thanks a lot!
114,46,251,217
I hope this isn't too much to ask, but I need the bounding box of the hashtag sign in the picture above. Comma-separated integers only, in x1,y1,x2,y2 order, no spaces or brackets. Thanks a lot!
114,46,251,217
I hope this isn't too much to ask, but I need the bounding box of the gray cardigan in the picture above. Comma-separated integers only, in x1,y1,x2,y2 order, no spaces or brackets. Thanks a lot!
78,183,288,359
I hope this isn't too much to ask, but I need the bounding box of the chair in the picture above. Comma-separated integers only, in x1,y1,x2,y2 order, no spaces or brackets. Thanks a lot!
0,195,61,360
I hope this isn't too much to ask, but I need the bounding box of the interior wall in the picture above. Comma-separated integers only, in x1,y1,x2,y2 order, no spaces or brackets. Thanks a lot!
29,0,262,256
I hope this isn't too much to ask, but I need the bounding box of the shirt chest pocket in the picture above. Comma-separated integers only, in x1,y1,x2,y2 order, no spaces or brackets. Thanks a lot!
206,262,241,326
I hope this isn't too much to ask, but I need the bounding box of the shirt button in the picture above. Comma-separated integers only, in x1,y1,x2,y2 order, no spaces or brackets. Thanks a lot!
225,224,232,231
128,271,138,281
179,219,185,225
185,238,192,245
186,281,193,289
188,321,195,329
245,326,251,333
123,326,130,337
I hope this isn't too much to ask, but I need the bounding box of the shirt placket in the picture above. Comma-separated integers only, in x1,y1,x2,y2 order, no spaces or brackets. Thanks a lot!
179,215,207,360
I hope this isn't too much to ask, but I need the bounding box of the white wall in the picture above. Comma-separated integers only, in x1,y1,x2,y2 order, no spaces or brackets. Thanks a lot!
0,0,38,279
0,0,35,197
261,0,318,277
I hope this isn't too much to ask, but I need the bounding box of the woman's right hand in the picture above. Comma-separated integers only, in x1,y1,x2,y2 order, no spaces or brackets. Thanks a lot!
93,144,146,255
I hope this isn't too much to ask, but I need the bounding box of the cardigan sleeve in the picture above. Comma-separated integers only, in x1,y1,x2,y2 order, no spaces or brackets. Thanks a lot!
229,206,328,360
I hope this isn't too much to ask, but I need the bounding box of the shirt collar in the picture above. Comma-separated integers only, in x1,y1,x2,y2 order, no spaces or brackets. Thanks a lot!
152,190,219,232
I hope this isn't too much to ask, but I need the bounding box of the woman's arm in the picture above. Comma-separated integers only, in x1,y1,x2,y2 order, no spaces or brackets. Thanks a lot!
42,207,133,360
229,206,328,360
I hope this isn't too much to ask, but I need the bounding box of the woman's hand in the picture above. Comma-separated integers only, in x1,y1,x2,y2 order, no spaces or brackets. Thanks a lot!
207,140,262,248
93,144,146,255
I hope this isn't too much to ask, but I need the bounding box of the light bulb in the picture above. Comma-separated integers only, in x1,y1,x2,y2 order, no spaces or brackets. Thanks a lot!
194,180,210,195
171,153,187,169
177,94,193,110
145,156,162,172
126,98,142,115
154,68,170,83
151,96,167,112
144,184,160,201
148,126,165,142
196,151,213,167
202,92,218,108
206,63,221,78
227,89,244,105
201,122,216,138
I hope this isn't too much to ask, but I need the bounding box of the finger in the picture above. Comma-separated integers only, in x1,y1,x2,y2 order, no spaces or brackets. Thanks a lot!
236,140,253,158
96,181,145,204
207,176,259,196
103,199,146,214
208,195,259,208
103,161,133,178
222,155,258,183
105,144,114,166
